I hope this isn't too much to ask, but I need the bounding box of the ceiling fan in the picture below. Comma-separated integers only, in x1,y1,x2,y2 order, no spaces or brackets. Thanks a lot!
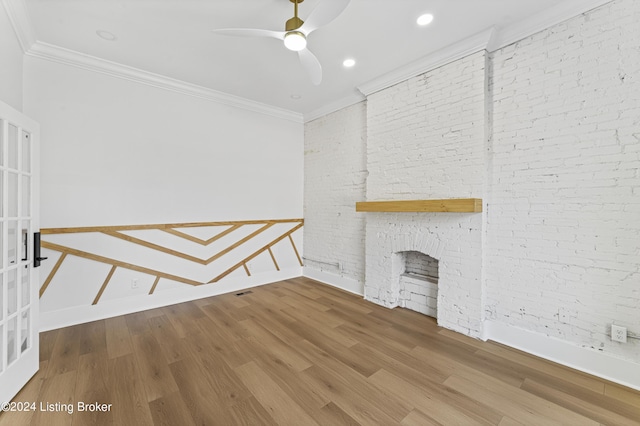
212,0,351,85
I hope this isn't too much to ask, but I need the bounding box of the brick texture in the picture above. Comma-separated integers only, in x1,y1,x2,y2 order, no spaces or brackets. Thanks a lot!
304,0,639,361
487,0,640,361
304,102,367,283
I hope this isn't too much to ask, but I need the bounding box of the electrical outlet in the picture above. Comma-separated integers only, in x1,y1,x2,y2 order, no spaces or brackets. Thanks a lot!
131,279,139,289
611,324,627,343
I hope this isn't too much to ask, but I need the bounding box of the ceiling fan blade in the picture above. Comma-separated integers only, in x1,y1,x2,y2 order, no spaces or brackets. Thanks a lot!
298,48,322,85
211,28,285,40
300,0,351,34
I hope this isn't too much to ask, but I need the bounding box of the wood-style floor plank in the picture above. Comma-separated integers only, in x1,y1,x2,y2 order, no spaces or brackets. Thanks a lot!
104,316,133,359
108,354,154,426
147,392,196,426
131,332,179,402
234,361,320,426
4,277,640,426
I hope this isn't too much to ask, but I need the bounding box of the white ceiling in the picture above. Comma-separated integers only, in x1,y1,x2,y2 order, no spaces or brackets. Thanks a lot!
24,0,588,117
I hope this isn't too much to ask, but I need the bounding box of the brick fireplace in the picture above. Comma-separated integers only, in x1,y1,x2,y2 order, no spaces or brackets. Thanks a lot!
362,211,484,337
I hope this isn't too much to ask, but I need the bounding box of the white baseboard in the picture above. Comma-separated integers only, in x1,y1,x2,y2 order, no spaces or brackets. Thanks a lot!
484,320,640,391
39,267,302,332
303,267,364,296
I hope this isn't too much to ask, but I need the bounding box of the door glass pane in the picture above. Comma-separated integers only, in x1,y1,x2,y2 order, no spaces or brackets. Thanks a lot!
7,269,17,315
0,172,4,217
0,119,4,166
8,123,18,170
22,176,30,217
8,172,18,217
8,221,17,265
21,267,29,308
22,131,31,173
21,309,29,354
21,228,27,263
0,325,3,373
7,316,17,365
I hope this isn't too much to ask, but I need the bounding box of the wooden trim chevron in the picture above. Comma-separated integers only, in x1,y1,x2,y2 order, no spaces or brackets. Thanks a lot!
210,223,303,283
267,247,280,271
103,231,205,264
39,253,67,298
39,218,304,303
205,223,274,265
41,241,202,286
288,234,303,266
41,219,302,234
149,276,161,295
162,224,243,246
93,265,117,305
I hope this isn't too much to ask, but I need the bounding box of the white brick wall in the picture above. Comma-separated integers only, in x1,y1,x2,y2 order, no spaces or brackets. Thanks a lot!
303,102,367,284
364,52,487,337
366,51,487,200
404,251,439,278
364,213,483,335
399,273,438,318
487,0,640,361
304,0,639,363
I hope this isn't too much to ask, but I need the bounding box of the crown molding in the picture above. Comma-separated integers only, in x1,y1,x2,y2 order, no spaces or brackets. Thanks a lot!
304,92,365,123
489,0,615,52
26,42,303,123
2,0,36,52
357,28,496,97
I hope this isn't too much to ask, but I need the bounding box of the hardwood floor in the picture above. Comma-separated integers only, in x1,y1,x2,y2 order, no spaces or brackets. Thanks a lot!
2,277,639,425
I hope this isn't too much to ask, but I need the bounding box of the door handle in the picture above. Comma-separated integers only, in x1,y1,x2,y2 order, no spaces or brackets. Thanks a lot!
34,232,47,267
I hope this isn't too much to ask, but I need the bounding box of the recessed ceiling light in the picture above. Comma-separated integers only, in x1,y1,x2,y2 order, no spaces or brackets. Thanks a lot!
417,13,434,26
343,58,356,68
290,94,302,100
96,30,117,41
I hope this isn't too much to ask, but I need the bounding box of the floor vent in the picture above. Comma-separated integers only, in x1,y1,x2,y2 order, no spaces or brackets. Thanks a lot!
235,290,253,296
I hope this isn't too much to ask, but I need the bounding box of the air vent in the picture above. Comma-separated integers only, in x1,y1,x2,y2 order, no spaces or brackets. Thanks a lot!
235,290,253,297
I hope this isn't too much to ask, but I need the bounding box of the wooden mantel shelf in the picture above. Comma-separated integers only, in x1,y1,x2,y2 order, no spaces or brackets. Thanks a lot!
356,198,482,213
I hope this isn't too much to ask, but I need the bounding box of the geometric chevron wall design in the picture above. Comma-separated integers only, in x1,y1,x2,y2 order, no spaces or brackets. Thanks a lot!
39,219,303,305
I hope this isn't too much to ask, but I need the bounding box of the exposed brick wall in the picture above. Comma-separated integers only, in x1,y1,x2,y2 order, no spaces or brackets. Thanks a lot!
486,0,640,360
363,51,488,337
303,102,367,284
366,51,487,200
304,0,639,361
404,251,439,278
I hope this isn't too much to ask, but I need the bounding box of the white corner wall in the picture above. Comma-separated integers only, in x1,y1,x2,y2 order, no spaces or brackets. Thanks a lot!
23,56,304,329
0,3,24,111
303,102,367,295
486,0,640,370
304,0,639,389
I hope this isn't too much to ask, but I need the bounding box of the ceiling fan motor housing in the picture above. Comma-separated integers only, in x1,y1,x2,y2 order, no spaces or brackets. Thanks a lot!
286,16,304,31
286,0,304,32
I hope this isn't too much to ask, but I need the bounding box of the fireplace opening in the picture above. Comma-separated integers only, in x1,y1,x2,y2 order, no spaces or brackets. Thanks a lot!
398,251,438,318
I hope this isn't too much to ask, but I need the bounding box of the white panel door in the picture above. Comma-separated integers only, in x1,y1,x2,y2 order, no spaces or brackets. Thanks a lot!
0,100,40,404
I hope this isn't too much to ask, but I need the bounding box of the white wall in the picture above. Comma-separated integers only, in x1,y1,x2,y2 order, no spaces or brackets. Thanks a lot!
366,52,486,201
363,51,487,337
486,0,640,363
24,56,304,328
0,3,24,111
304,0,639,387
303,102,367,294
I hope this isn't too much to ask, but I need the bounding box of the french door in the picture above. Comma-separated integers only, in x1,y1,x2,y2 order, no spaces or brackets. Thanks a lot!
0,100,40,404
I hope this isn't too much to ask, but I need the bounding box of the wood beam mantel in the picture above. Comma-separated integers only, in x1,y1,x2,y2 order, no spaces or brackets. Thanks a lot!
356,198,482,213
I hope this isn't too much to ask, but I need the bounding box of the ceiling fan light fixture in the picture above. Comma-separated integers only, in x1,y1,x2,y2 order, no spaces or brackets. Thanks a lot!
284,31,307,51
